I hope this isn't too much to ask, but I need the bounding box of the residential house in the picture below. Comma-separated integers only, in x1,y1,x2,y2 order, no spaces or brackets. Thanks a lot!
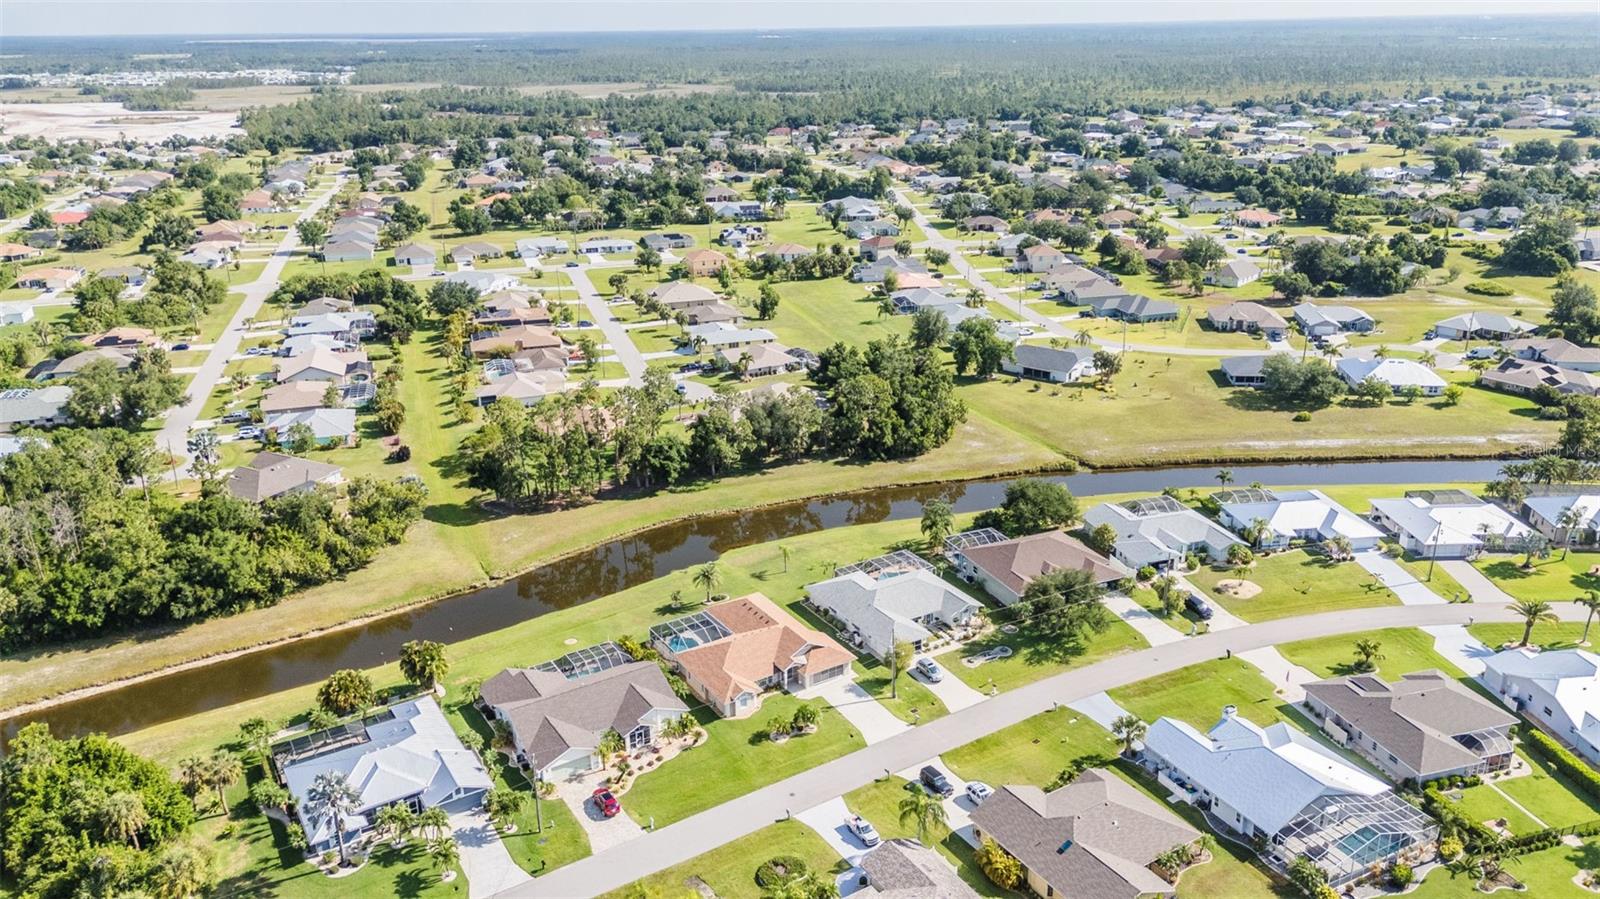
1085,294,1180,323
717,343,797,378
709,200,764,221
1293,304,1374,338
1142,706,1436,885
449,241,503,264
651,593,855,719
1208,258,1262,288
16,267,83,291
962,215,1009,233
1433,312,1537,342
851,255,928,285
0,303,34,326
641,232,695,251
845,218,900,239
1302,671,1517,783
321,239,374,263
1504,337,1600,373
1214,488,1383,550
264,407,358,447
1018,244,1067,273
0,386,72,431
1335,357,1446,396
969,772,1202,899
446,270,522,295
1480,648,1600,766
479,652,689,780
0,242,42,262
579,237,637,256
1223,209,1283,228
859,236,898,262
475,370,568,406
274,696,491,856
1521,492,1600,548
805,565,981,659
946,528,1128,606
649,281,721,309
1206,302,1287,340
1000,344,1098,384
1219,354,1271,388
276,349,372,385
682,248,729,277
227,451,344,503
1480,358,1600,398
32,347,135,380
1368,490,1531,558
857,839,981,898
392,243,436,267
1082,495,1242,570
288,311,376,343
821,196,883,222
515,237,569,258
1097,209,1142,229
469,324,562,358
764,243,813,263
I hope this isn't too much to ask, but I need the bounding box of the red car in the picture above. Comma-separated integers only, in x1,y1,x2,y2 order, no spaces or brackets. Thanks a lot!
591,788,621,818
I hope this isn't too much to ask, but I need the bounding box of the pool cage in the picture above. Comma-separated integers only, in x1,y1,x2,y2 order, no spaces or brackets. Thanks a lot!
533,641,634,680
649,610,733,654
1268,792,1438,885
833,550,934,579
942,527,1010,556
1121,494,1187,517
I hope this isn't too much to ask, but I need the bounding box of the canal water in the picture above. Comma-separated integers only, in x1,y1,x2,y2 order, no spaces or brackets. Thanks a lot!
7,458,1504,740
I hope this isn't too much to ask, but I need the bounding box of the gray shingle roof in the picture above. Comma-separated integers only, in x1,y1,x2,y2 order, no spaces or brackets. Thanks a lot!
1302,671,1516,777
481,660,687,771
859,839,980,898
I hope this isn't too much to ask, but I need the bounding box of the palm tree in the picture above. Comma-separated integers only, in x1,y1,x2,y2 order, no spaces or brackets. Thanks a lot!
1511,599,1558,646
1577,591,1600,646
208,752,242,815
101,791,149,850
920,499,954,550
1331,535,1354,561
417,806,451,841
779,545,792,573
1352,638,1386,672
428,835,460,881
897,787,948,845
152,844,213,899
376,803,417,846
1243,517,1271,547
692,561,722,602
1557,506,1585,560
306,771,362,866
598,728,627,773
1074,329,1093,346
1110,715,1147,757
1215,468,1233,488
889,640,914,700
177,757,208,810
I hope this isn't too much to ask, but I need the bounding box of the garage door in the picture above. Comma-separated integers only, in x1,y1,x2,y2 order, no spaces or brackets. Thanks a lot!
545,752,596,781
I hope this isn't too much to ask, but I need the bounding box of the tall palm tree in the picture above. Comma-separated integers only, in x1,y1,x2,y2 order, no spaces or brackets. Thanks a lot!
598,728,626,772
306,772,362,866
429,835,460,880
417,806,451,841
1353,638,1386,672
177,757,208,810
1111,715,1147,757
101,791,149,850
692,561,722,602
1557,506,1585,560
897,787,948,845
920,500,954,550
208,752,242,815
1578,591,1600,646
1244,517,1271,547
1215,468,1233,488
779,545,792,573
1510,599,1558,647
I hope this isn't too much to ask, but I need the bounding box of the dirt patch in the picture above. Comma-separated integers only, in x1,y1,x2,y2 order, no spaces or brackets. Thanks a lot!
1214,579,1262,599
0,101,241,141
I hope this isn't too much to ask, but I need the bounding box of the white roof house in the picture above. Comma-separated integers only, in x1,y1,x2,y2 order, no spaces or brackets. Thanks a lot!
265,408,357,445
278,696,492,854
1143,706,1435,885
1336,357,1447,395
1522,493,1600,546
515,236,569,257
1082,495,1242,570
445,270,522,295
1215,488,1384,550
1369,492,1530,559
1480,648,1600,766
805,567,981,659
1433,312,1537,342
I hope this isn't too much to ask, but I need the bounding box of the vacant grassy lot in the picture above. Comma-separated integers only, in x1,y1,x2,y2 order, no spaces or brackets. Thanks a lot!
1472,552,1600,603
1277,627,1464,681
1110,658,1298,731
597,819,841,899
1187,550,1400,622
942,706,1116,786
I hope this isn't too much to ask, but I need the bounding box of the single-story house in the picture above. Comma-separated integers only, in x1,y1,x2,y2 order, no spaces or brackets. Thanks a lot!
1480,648,1600,766
858,839,981,898
764,243,813,263
1480,358,1600,397
0,386,72,431
859,236,898,262
1208,258,1262,288
962,215,1009,233
1433,312,1536,342
641,232,695,251
321,239,375,263
718,342,797,378
275,349,372,385
1000,344,1098,383
16,267,83,291
1503,337,1600,373
1214,487,1383,550
276,696,491,856
1336,357,1446,396
1223,208,1283,228
969,772,1201,899
1143,706,1436,885
652,593,855,719
450,241,503,264
392,243,436,266
515,237,569,258
579,237,637,256
946,528,1128,605
227,451,344,503
821,196,883,222
480,653,689,780
469,325,562,358
31,347,135,380
1085,294,1179,323
261,380,336,415
1219,354,1270,388
1082,495,1242,570
1368,490,1531,558
445,270,522,295
1206,302,1287,340
692,324,777,351
1302,671,1517,783
649,281,721,309
805,566,981,659
1522,493,1600,547
0,303,34,326
475,370,568,406
264,408,358,447
1293,304,1374,337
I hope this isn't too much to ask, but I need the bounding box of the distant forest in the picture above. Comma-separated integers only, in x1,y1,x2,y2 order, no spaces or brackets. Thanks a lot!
4,16,1599,111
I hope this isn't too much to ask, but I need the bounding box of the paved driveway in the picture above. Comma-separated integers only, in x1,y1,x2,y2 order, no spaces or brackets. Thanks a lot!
1423,624,1495,676
801,677,910,744
1441,560,1520,604
912,656,987,711
553,775,648,852
1104,592,1186,645
1356,550,1449,605
1067,690,1137,729
795,797,875,866
449,809,531,899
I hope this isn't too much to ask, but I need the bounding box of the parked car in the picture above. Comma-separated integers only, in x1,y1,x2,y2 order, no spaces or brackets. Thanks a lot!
675,383,688,395
847,815,880,847
221,411,251,423
565,260,580,268
914,658,944,683
591,788,621,818
920,766,954,797
1465,346,1497,360
170,342,190,351
237,426,262,440
1185,591,1215,620
578,319,593,328
965,781,994,804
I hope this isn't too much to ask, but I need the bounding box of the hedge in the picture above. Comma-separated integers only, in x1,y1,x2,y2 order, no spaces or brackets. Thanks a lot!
1524,728,1600,805
1464,280,1515,296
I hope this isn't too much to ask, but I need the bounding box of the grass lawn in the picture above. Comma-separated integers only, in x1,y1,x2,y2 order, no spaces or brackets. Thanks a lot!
1469,621,1591,652
1276,627,1464,681
1391,548,1472,605
851,657,949,725
1497,746,1600,830
942,706,1117,787
1408,838,1600,898
1111,658,1297,732
1450,783,1544,834
1472,551,1600,603
598,820,842,899
1187,550,1400,623
935,616,1148,694
843,777,1011,898
622,695,867,828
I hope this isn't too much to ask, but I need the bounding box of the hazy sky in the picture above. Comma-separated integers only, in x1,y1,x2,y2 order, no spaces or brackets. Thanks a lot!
2,0,1595,38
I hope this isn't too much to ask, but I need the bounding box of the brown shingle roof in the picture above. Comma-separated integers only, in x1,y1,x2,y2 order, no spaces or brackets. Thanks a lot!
961,530,1128,595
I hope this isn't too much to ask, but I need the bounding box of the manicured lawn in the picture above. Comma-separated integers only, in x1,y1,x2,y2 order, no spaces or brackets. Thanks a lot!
1392,548,1472,605
843,777,1011,897
620,694,868,828
598,819,842,899
1277,627,1464,681
1469,621,1590,653
942,706,1116,787
1473,552,1600,603
1450,783,1543,834
1110,658,1298,731
1187,550,1400,623
851,657,949,725
934,616,1147,694
1497,747,1600,830
1408,838,1600,898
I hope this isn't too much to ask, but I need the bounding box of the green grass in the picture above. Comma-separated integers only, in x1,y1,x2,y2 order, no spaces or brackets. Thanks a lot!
1276,627,1464,681
843,777,1011,897
1472,552,1600,603
934,616,1148,693
1451,783,1544,834
1111,658,1297,731
942,706,1117,787
1187,550,1400,623
599,819,841,899
616,695,868,829
851,657,949,725
1497,747,1600,830
1469,621,1591,652
1408,838,1600,898
1391,548,1472,605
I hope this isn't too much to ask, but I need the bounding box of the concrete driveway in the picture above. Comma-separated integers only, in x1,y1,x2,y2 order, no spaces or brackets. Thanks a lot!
801,677,910,744
553,774,648,852
1357,550,1449,605
912,656,986,712
795,797,875,865
449,809,531,899
894,756,979,847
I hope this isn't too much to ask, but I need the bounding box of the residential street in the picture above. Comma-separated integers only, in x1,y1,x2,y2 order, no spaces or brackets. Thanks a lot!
567,266,647,387
511,599,1579,898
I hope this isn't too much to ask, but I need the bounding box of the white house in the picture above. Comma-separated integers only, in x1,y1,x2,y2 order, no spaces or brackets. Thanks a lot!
1522,493,1600,547
1143,706,1436,885
0,303,35,326
1433,312,1537,342
579,237,637,255
1215,488,1384,551
1336,357,1446,396
1000,344,1098,383
1209,258,1262,288
805,566,981,659
1082,495,1242,570
1480,648,1600,766
1368,491,1531,558
515,236,569,258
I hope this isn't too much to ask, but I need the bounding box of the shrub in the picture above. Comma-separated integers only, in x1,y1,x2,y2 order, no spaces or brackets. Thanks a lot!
1136,565,1157,582
1439,835,1463,859
755,855,808,888
1464,279,1515,296
1292,411,1312,422
388,444,412,462
1390,863,1414,887
1524,729,1600,804
975,836,1023,888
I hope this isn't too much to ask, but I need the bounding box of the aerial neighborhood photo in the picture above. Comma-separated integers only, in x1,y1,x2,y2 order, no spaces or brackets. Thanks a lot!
7,1,1600,897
